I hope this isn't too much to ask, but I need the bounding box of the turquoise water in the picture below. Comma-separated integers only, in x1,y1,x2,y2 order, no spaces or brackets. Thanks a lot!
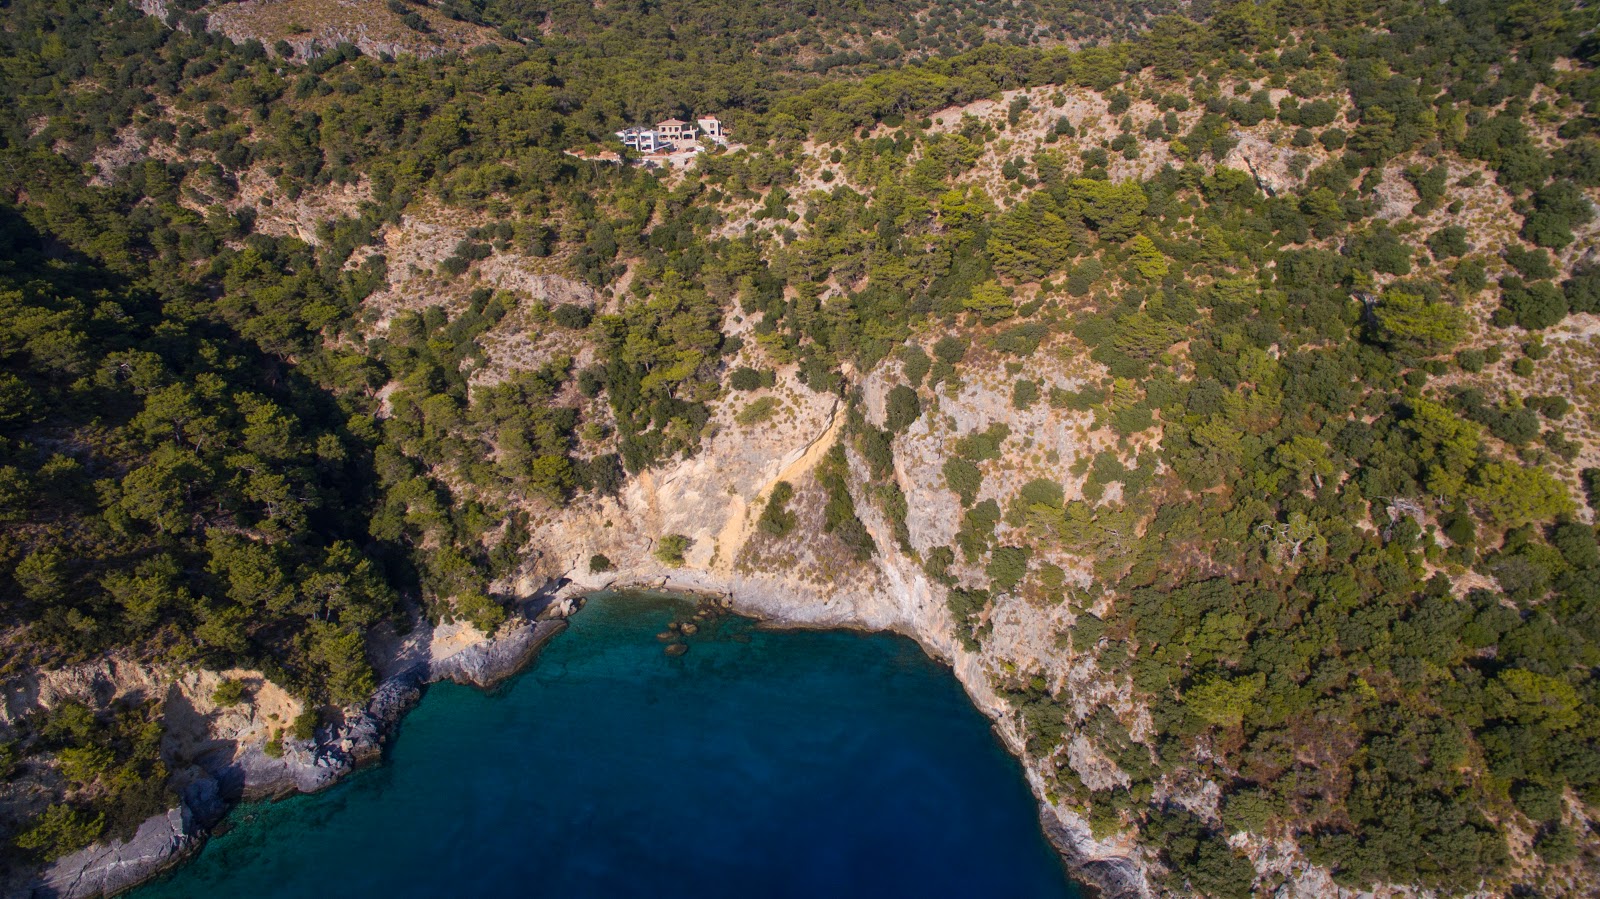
134,594,1078,898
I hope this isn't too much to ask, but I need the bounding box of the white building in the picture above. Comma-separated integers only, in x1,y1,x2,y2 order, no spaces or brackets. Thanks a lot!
616,127,658,153
616,115,729,155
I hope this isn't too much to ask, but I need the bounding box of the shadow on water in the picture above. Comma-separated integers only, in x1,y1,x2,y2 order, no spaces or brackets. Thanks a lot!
133,592,1081,899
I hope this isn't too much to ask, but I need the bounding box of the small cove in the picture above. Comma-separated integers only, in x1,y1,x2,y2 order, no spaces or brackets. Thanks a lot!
132,593,1080,898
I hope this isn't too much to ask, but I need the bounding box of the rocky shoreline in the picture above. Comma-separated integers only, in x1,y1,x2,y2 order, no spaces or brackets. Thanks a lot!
20,610,567,899
17,564,1148,899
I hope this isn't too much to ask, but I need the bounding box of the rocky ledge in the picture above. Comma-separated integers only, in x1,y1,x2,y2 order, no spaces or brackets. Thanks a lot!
28,774,224,899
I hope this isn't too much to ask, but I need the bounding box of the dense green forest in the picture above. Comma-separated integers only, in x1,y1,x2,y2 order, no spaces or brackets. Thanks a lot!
2,0,1600,894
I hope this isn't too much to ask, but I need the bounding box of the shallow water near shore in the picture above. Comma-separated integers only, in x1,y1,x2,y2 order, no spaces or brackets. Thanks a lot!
133,593,1079,898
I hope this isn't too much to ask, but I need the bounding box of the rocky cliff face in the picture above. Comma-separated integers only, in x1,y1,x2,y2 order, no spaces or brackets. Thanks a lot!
525,349,1160,898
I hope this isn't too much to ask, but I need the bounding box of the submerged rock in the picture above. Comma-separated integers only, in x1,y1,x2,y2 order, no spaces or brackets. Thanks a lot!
664,643,689,657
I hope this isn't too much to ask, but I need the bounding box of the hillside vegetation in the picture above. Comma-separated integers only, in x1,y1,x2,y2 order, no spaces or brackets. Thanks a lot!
2,0,1600,895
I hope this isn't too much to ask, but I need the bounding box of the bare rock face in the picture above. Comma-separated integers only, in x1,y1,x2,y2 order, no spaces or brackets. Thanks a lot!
428,618,568,688
32,804,200,899
1223,131,1315,198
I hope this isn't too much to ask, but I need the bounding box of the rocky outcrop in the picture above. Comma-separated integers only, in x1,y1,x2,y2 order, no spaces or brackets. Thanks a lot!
8,603,566,898
31,802,203,899
218,614,567,801
429,618,568,688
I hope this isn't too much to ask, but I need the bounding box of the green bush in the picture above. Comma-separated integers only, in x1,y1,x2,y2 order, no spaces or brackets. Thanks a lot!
817,445,874,561
758,481,797,538
933,335,967,366
14,804,105,861
956,423,1010,461
655,534,692,567
729,367,773,391
455,591,509,635
901,346,932,386
885,385,922,433
549,303,593,329
589,553,614,573
986,545,1032,591
1012,379,1039,409
1071,614,1105,652
943,458,983,505
736,396,780,426
1427,225,1469,259
211,679,248,707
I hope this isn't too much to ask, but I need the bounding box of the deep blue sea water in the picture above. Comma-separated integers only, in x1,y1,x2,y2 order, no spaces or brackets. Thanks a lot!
133,593,1078,898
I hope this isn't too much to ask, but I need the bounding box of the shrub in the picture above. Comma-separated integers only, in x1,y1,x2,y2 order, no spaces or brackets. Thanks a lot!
736,396,780,426
549,303,592,329
1563,266,1600,315
589,553,614,573
758,481,797,537
14,804,105,861
986,545,1032,592
1013,379,1040,409
901,346,931,385
858,425,894,478
924,545,956,585
946,586,990,650
991,323,1048,356
1497,278,1568,330
1534,825,1579,864
1531,395,1569,419
1221,789,1274,835
1427,225,1469,259
933,335,967,365
885,385,922,433
1071,614,1105,652
818,445,874,560
292,710,318,741
729,366,772,391
655,534,692,567
211,679,248,707
1451,258,1488,292
956,423,1010,461
1020,478,1065,509
1506,246,1556,280
455,590,508,635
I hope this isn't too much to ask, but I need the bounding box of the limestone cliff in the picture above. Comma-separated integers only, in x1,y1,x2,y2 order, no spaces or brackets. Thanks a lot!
522,350,1160,898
